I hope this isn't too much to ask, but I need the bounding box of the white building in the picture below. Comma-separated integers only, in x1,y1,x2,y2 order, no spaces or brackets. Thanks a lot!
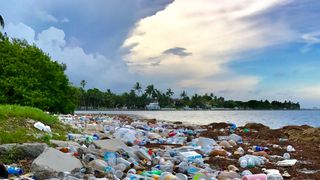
146,102,160,110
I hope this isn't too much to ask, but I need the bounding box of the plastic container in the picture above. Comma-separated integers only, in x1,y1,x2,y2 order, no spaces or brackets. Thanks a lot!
267,173,284,180
287,145,295,152
240,159,248,168
242,174,267,180
6,166,23,175
252,146,266,151
104,152,117,166
241,170,252,176
237,147,245,155
178,161,189,173
283,153,290,160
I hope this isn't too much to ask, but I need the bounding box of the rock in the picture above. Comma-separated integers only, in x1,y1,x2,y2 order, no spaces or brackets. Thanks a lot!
244,123,270,131
217,171,241,180
88,159,109,172
85,123,104,133
0,143,48,159
0,163,8,178
207,122,230,129
210,149,228,157
93,139,127,152
146,118,157,124
219,140,232,148
50,140,81,148
31,148,83,179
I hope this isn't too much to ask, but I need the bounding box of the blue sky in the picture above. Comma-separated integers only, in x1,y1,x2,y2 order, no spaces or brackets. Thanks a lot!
1,0,320,108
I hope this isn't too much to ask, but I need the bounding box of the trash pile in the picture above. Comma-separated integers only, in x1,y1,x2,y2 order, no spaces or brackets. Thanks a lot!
0,114,316,180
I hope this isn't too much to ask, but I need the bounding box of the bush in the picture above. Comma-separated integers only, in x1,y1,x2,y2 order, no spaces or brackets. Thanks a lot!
0,33,76,113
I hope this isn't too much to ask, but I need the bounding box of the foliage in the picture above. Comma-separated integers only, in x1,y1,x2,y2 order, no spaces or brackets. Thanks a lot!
76,82,300,110
0,33,76,113
0,105,78,144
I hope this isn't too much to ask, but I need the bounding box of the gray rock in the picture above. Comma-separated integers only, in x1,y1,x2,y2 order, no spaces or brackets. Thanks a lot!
31,148,83,179
93,139,127,152
0,143,48,158
50,140,81,148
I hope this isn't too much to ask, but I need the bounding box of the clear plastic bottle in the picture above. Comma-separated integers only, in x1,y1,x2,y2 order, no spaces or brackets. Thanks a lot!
283,153,290,160
240,158,248,168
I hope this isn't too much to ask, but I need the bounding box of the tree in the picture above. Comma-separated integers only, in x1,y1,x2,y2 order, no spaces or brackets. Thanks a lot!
145,84,154,97
80,80,87,89
166,88,174,97
0,33,76,113
0,15,4,29
133,82,142,95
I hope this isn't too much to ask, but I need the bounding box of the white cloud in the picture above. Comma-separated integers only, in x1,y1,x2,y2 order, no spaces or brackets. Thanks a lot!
5,23,35,44
36,11,58,23
61,17,70,23
122,0,297,97
6,23,131,90
301,31,320,52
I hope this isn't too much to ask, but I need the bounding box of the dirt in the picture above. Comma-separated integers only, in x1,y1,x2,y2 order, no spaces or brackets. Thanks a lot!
201,124,320,179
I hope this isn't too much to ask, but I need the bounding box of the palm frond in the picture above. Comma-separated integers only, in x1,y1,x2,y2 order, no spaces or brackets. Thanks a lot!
0,15,4,28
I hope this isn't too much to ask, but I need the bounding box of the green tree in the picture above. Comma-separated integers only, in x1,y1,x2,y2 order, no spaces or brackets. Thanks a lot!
0,15,4,29
0,33,75,113
133,82,142,95
80,80,87,89
145,84,155,98
166,88,174,97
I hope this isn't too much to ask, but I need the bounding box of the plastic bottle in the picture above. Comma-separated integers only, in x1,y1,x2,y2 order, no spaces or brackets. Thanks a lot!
187,165,200,175
117,157,131,167
237,147,245,155
178,161,189,173
247,158,255,168
287,145,295,152
176,173,188,180
252,146,265,151
267,173,284,180
127,168,137,174
6,166,23,175
240,158,248,168
115,170,124,178
104,152,117,166
283,153,290,160
241,170,252,176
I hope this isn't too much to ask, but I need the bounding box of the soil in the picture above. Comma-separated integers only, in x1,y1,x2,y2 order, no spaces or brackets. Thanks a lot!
201,124,320,179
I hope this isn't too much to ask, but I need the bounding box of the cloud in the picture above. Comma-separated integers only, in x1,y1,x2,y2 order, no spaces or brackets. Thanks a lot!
6,23,133,90
163,47,192,57
5,23,35,44
301,31,320,52
36,11,58,23
122,0,297,97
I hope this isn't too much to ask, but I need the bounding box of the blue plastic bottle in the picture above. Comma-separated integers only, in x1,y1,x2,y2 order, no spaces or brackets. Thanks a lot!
7,166,23,175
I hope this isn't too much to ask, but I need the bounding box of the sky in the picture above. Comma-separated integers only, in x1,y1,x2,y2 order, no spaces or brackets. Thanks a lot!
1,0,320,108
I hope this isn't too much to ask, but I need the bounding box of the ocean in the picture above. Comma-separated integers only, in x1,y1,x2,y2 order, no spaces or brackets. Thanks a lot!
75,110,320,129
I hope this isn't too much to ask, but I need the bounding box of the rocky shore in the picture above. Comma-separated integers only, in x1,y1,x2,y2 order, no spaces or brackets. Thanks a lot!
0,114,319,179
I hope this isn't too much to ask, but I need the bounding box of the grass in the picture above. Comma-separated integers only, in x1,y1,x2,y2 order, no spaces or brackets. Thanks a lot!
0,105,77,144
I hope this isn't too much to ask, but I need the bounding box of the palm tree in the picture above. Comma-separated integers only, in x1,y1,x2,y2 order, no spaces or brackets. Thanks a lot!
145,84,154,97
80,80,87,89
180,90,187,99
166,88,174,97
133,82,142,95
0,15,4,29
